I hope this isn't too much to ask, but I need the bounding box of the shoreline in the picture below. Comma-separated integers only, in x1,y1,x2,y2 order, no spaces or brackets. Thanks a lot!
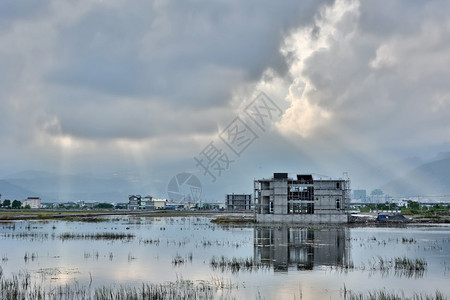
1,209,449,225
0,209,247,221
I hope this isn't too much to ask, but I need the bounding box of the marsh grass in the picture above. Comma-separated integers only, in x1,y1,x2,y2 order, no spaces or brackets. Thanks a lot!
331,256,427,278
0,270,217,300
23,252,38,263
140,238,161,245
394,257,427,271
94,280,215,300
0,232,49,241
59,232,134,241
172,254,185,266
358,256,428,278
402,237,416,243
2,231,134,242
343,287,446,300
128,253,136,262
210,256,269,273
62,217,110,223
211,216,255,224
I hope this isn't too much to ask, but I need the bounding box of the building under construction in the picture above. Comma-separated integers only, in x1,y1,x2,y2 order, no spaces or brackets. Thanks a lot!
254,173,351,223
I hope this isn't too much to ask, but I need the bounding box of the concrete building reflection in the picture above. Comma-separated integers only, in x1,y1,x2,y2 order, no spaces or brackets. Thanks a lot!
254,226,350,272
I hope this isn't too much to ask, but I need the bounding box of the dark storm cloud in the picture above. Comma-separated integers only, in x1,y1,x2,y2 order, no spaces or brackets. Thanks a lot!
15,0,331,142
45,94,231,140
48,0,333,106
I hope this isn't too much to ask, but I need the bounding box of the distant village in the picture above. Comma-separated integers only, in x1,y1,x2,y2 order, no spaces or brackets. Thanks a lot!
1,172,449,224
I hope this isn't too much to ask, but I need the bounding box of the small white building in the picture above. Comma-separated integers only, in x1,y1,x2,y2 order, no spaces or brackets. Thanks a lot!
22,197,41,209
153,199,167,209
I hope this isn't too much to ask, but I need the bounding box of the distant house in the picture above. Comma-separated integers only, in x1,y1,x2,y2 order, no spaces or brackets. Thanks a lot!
153,199,167,209
128,195,154,210
140,196,154,210
226,194,252,211
128,195,140,210
22,197,41,209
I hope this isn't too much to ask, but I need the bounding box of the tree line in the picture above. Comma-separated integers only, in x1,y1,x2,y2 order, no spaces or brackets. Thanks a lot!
0,199,29,209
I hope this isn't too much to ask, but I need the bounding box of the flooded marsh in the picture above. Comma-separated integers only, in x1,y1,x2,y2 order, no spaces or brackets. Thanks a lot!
0,216,449,299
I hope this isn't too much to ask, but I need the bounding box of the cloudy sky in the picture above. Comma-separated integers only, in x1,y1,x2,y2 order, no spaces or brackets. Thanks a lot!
1,0,450,200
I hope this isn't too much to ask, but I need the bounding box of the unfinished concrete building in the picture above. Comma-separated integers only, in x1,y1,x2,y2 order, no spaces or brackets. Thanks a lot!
254,173,351,223
226,193,252,211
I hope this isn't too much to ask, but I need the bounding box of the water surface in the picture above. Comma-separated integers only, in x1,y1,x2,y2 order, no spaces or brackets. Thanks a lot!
1,216,449,299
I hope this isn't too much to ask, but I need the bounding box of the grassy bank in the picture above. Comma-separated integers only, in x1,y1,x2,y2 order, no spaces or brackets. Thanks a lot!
0,209,222,222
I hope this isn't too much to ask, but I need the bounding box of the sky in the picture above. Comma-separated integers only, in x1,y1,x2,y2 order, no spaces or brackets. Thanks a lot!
1,0,450,201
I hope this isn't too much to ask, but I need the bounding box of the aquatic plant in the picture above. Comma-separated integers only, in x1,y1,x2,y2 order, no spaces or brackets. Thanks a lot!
401,237,416,244
343,287,446,300
363,256,427,278
0,271,217,300
23,252,38,263
172,254,185,266
394,257,427,271
59,232,134,241
140,238,161,245
210,256,269,273
128,253,136,262
94,279,215,300
1,232,49,241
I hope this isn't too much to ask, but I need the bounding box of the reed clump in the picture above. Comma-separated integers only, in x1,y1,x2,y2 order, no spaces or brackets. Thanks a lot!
394,257,427,272
210,256,269,273
58,232,134,241
94,280,215,300
364,256,427,278
172,254,185,266
343,287,446,300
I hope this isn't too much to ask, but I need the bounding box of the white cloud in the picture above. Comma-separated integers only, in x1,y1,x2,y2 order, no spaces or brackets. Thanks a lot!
370,44,397,69
274,0,360,137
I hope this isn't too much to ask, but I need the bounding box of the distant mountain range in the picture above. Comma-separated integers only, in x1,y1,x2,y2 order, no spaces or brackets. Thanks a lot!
0,180,40,201
382,154,450,197
360,156,424,189
0,171,151,203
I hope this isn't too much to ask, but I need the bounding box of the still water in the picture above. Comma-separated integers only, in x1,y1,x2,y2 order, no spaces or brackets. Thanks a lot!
1,216,449,299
